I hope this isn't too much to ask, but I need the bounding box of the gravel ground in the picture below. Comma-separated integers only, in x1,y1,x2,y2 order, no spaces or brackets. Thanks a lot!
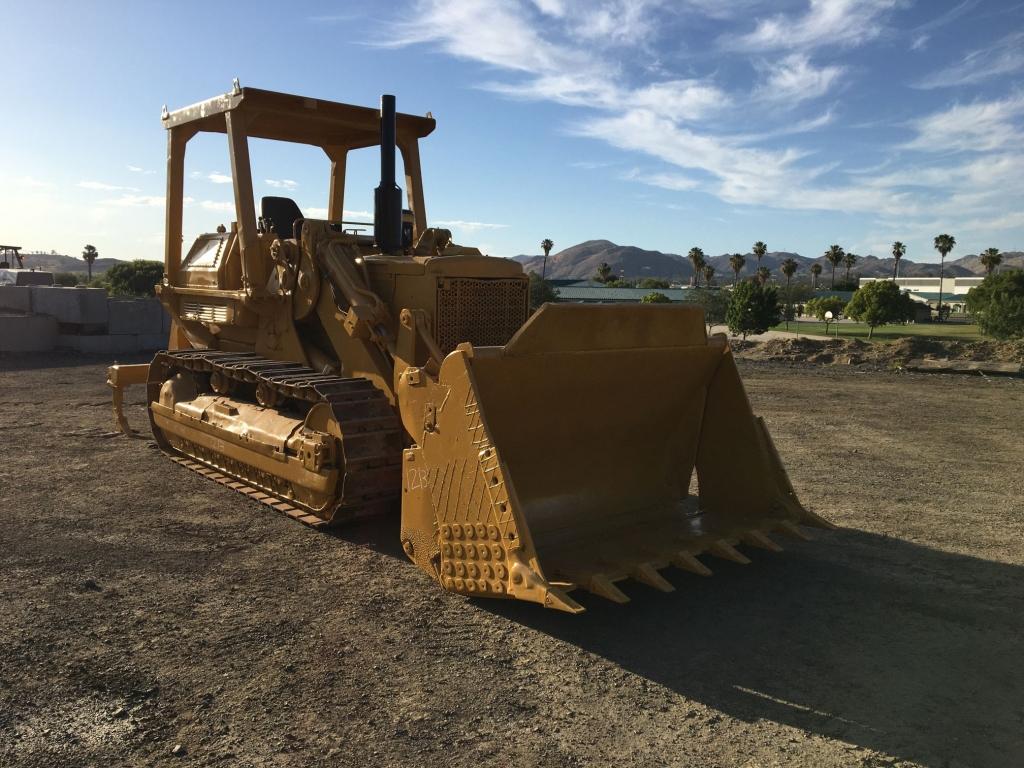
1,353,1022,768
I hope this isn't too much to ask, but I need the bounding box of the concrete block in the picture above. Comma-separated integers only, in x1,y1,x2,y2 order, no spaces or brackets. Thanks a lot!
31,286,109,326
109,298,163,335
138,333,168,351
0,286,32,313
0,313,57,352
56,334,140,355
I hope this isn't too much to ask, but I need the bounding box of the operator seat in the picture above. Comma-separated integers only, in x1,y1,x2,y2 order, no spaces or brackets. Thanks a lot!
261,196,303,240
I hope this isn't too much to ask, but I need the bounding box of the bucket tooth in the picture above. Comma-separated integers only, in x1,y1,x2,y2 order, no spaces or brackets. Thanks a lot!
544,587,586,614
587,574,630,604
777,521,813,541
743,530,783,552
672,552,713,577
709,540,751,565
631,563,675,593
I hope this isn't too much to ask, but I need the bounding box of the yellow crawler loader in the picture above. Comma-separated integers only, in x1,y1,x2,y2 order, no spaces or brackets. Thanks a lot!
108,84,831,613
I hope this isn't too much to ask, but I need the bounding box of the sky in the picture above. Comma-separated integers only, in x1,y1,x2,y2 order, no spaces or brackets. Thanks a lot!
2,0,1023,264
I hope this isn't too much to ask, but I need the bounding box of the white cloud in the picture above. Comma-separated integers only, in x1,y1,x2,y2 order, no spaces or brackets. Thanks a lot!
915,32,1024,89
17,176,53,188
265,178,298,190
902,95,1024,153
199,200,234,212
305,207,329,219
433,219,510,231
100,194,165,207
754,54,844,104
79,180,139,192
910,33,929,51
623,168,699,191
208,172,232,184
343,209,372,219
126,165,155,174
723,0,899,51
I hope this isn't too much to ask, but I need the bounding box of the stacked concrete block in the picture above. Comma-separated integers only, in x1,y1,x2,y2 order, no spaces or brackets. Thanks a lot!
0,286,32,314
30,286,109,331
0,314,58,352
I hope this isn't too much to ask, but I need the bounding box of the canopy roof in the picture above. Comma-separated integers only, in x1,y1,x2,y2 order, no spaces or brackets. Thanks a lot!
162,86,436,149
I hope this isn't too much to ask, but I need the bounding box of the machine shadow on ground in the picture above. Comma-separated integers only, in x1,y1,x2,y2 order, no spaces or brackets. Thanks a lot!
473,528,1024,768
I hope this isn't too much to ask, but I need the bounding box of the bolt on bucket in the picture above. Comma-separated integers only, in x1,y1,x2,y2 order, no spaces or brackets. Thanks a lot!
398,303,831,612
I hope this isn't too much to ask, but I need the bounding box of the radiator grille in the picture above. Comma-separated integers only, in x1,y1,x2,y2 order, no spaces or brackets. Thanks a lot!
182,301,231,324
435,278,528,356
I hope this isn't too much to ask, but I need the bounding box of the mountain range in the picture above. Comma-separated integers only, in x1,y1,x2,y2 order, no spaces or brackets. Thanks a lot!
516,240,1024,282
10,252,127,274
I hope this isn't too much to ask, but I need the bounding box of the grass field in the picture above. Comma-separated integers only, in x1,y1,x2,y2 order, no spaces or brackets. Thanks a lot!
772,320,984,341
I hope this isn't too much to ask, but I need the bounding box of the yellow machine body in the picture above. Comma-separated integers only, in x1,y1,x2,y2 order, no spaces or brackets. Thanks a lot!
108,85,829,613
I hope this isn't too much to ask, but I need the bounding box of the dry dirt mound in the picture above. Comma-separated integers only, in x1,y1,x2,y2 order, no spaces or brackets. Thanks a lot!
736,336,1024,369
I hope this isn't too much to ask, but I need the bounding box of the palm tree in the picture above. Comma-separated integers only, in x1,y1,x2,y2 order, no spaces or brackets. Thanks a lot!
688,247,706,287
825,244,844,289
596,262,614,284
781,257,798,330
752,241,767,271
728,253,745,283
82,244,99,282
540,238,554,282
843,252,858,286
980,247,1002,276
933,234,956,320
703,264,715,286
810,262,822,290
891,241,906,279
756,266,771,286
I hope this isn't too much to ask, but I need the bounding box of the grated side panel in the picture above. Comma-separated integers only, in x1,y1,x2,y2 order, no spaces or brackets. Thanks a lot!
435,278,528,356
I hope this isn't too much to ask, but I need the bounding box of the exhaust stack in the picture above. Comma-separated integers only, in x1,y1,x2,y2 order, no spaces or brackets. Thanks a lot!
374,94,403,254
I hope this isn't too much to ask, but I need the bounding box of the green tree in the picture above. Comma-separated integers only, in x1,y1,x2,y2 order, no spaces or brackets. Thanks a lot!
641,291,671,303
691,287,730,333
966,270,1024,339
805,295,846,321
728,253,745,283
756,265,771,286
825,244,844,289
638,277,670,289
810,262,822,289
687,247,706,287
104,260,164,297
780,257,798,330
528,270,559,312
891,241,906,279
843,252,858,285
595,262,614,284
752,240,767,270
703,264,715,286
540,238,554,281
844,280,907,338
53,272,81,287
726,280,780,339
933,234,956,320
980,247,1002,276
82,244,99,282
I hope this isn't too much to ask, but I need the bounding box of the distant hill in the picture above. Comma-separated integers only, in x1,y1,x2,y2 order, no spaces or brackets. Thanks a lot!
14,252,125,274
516,242,1023,282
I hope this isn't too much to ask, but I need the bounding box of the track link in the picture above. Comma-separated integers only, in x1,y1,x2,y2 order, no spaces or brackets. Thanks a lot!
148,350,402,526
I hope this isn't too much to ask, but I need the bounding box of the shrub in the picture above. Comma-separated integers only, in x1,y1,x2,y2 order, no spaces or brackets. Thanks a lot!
105,260,164,297
966,270,1024,339
528,271,559,312
53,272,81,286
726,280,780,339
640,291,670,303
805,295,846,321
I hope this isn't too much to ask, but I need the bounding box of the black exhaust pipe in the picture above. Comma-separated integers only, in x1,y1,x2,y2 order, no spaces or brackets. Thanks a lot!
374,94,403,254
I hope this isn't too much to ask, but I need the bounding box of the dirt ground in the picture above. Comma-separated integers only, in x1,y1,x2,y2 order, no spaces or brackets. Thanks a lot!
1,353,1022,768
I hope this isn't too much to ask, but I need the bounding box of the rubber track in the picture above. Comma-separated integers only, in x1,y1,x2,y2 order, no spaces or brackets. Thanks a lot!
150,350,402,527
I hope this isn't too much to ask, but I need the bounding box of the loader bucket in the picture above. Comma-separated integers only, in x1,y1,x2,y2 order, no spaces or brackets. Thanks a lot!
398,303,831,613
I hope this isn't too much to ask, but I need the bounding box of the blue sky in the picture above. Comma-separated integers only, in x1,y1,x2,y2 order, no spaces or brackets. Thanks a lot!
2,0,1022,263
